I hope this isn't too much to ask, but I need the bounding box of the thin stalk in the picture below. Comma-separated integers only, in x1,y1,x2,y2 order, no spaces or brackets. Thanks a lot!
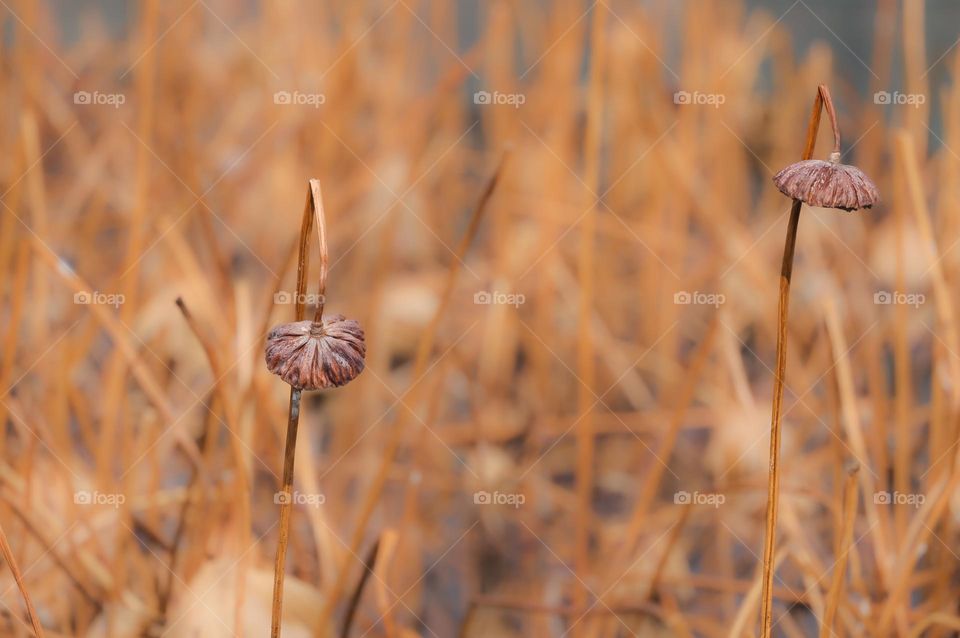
340,537,381,638
821,462,859,638
271,179,328,638
0,520,44,637
759,84,833,637
271,387,301,638
575,4,605,624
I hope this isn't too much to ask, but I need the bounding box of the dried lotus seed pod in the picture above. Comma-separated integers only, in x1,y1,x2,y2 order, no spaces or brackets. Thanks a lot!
264,314,365,390
773,151,879,211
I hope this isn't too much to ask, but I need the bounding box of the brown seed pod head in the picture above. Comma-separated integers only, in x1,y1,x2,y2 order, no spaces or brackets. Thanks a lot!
773,151,879,211
265,314,365,390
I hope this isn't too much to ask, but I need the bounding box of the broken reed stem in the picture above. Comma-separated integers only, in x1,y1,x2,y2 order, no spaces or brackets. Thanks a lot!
820,462,859,638
340,537,381,638
759,84,829,638
311,181,329,323
819,86,841,154
0,520,44,637
271,179,327,638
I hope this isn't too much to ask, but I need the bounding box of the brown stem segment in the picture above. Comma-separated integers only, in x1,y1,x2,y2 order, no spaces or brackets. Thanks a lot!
271,387,302,638
759,85,828,637
272,179,328,637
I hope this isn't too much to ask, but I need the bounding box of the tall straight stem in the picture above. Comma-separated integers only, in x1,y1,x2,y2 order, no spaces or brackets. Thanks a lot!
271,387,302,637
759,199,801,635
759,85,830,637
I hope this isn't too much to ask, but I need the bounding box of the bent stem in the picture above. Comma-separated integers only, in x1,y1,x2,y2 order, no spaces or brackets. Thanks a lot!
759,84,832,637
271,179,328,638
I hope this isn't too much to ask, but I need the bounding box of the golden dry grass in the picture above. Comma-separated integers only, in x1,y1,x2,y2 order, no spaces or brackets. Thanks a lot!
1,0,959,636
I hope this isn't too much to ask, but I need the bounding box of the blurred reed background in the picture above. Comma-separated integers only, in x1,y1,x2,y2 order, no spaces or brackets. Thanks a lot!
1,0,959,636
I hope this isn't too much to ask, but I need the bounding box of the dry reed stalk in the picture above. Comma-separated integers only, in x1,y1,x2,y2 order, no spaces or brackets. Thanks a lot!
0,519,45,637
315,156,506,629
734,549,788,638
890,160,913,550
269,178,338,637
175,297,252,634
0,240,29,446
758,84,826,637
339,537,380,638
820,462,859,638
575,4,606,625
19,113,49,351
901,1,929,160
373,529,400,638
